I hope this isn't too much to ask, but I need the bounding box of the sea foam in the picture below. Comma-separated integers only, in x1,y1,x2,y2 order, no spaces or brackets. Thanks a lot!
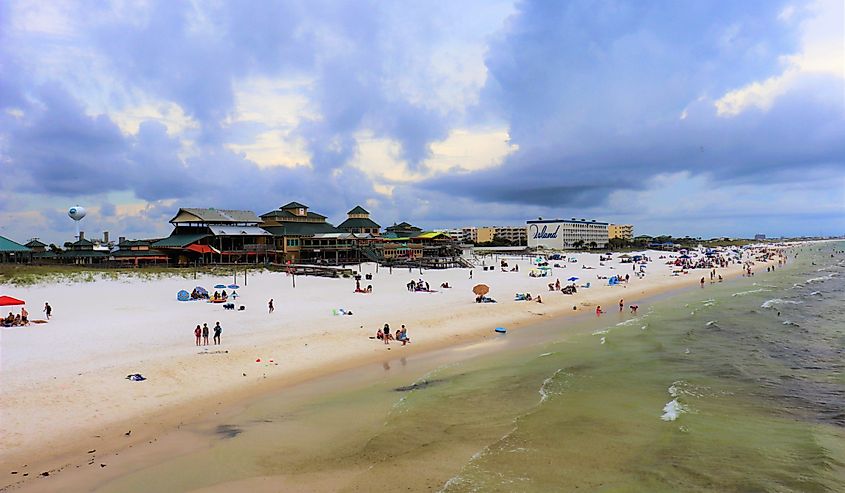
760,299,803,309
661,399,686,421
732,288,771,297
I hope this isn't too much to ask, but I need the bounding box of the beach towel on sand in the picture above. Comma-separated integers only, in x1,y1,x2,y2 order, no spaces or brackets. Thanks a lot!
126,374,146,381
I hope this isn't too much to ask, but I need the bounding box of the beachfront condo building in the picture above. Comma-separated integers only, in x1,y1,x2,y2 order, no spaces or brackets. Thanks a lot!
434,228,476,243
476,226,528,245
526,218,609,250
608,224,634,240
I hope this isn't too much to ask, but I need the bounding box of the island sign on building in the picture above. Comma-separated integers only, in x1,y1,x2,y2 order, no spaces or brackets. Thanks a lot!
526,218,609,249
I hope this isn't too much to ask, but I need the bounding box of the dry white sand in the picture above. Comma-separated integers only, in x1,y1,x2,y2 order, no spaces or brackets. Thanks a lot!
0,249,759,473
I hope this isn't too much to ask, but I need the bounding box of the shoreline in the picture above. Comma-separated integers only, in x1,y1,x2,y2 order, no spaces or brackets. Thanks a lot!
1,250,782,490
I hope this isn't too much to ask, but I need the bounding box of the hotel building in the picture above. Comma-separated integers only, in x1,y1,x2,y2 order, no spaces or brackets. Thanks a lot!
476,226,528,245
526,218,609,249
608,224,634,240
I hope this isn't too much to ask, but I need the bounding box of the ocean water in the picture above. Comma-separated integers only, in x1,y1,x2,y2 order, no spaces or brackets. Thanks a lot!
96,243,845,492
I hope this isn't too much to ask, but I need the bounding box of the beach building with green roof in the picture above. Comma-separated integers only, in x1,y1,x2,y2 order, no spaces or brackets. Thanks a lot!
110,239,169,267
57,232,109,264
337,206,381,236
0,236,32,263
155,208,273,265
260,201,344,263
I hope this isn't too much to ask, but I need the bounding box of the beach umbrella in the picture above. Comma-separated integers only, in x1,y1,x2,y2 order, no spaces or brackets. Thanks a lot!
227,284,240,289
214,284,226,289
0,296,25,306
567,277,579,281
472,284,490,296
194,286,208,295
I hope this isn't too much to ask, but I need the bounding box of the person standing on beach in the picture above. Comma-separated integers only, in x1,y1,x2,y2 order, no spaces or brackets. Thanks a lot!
383,323,391,344
469,270,473,279
596,306,603,316
268,299,274,314
213,322,222,345
202,323,209,346
194,325,202,346
619,299,624,312
700,277,705,287
43,302,52,320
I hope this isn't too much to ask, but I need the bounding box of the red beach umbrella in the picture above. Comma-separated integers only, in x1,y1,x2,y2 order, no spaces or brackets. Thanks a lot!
0,296,25,306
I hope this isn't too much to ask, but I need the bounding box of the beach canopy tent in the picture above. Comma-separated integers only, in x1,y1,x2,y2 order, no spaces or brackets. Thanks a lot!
0,296,25,306
177,290,190,301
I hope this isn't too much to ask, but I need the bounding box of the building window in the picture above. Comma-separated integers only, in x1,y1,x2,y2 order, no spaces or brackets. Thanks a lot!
287,239,299,247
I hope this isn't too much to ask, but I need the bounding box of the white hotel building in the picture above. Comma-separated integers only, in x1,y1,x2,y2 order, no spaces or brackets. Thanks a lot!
526,218,609,249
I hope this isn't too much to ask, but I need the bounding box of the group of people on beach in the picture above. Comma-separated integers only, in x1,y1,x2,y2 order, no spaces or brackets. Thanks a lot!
548,278,579,294
194,322,223,346
2,307,28,327
375,323,411,345
595,299,638,316
407,279,431,292
2,303,50,327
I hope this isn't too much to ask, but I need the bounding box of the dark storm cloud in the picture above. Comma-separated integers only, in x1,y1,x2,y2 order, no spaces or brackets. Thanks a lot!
422,0,844,208
1,0,843,240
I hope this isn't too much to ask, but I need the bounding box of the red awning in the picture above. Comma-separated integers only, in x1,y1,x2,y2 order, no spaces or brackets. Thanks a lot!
0,296,25,306
186,244,219,254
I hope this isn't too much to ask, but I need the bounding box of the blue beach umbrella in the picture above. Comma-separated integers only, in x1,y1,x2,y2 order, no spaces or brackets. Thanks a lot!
567,276,579,281
227,284,240,289
214,284,226,289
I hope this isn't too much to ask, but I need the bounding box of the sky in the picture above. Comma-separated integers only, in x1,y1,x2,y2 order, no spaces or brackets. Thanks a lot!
0,0,843,244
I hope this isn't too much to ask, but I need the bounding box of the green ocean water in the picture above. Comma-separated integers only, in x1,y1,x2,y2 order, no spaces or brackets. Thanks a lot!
98,243,845,492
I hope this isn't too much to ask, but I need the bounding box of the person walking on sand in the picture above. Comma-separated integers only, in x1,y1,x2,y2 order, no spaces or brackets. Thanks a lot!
202,323,209,346
194,325,202,346
268,299,274,314
43,302,52,320
469,270,473,279
619,299,624,312
213,322,222,345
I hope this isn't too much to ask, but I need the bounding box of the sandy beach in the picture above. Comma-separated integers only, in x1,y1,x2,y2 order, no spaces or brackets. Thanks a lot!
0,249,777,488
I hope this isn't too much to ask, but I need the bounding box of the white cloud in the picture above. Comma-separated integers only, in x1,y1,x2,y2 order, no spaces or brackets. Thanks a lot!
223,77,316,168
715,0,844,116
111,101,198,136
350,127,518,184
